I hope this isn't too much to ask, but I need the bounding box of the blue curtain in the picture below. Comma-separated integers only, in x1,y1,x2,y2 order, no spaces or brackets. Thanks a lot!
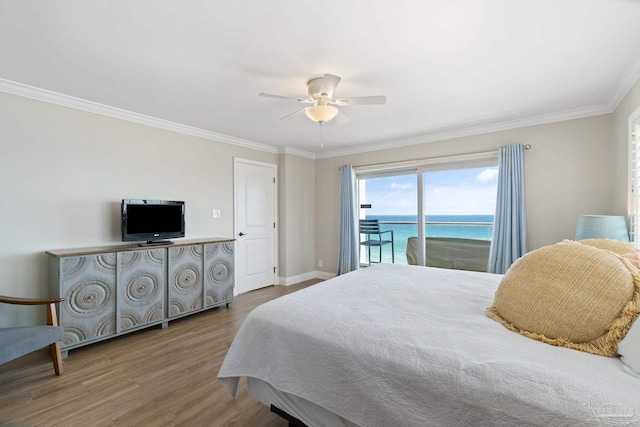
337,165,359,275
488,144,527,274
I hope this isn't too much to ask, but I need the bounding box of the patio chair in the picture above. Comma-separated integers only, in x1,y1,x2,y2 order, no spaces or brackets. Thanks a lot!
359,219,394,265
0,295,65,375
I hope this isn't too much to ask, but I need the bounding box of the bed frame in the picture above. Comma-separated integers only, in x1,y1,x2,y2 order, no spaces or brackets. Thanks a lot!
270,405,308,427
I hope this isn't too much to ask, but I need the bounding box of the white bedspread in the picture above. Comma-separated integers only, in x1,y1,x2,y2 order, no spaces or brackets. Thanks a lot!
218,264,640,426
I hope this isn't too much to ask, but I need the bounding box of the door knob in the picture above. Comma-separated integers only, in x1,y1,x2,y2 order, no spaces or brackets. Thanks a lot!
239,232,248,236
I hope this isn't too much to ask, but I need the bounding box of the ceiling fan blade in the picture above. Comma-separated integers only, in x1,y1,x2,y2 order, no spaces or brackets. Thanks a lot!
279,107,307,120
319,74,341,98
334,110,350,124
334,95,386,106
259,93,311,103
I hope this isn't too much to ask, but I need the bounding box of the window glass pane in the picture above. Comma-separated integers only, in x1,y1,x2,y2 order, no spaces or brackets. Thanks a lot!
423,166,498,241
359,175,417,265
420,166,498,272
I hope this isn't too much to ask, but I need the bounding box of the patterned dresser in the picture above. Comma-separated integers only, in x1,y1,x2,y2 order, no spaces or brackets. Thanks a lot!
47,238,234,357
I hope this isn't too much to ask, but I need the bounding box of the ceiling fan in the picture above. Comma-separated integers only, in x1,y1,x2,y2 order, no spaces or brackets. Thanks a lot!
259,73,386,124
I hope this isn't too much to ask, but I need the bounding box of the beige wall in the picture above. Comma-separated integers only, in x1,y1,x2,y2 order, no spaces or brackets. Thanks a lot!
278,154,316,282
612,77,640,215
315,115,615,274
0,91,277,326
3,76,638,325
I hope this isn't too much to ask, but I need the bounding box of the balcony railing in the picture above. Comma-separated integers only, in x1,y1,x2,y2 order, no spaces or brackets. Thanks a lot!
378,220,494,227
360,220,494,265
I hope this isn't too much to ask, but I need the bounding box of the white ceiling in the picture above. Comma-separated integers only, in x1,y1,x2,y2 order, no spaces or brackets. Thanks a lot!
1,1,640,158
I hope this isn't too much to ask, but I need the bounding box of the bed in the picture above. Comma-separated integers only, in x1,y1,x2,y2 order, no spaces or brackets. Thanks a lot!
218,263,640,426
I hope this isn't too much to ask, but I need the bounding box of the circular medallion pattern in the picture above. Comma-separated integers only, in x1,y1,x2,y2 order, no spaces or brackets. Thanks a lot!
209,261,231,285
206,244,219,257
66,278,112,317
124,272,159,306
144,249,163,265
62,324,90,345
191,245,203,259
144,303,163,322
174,264,200,293
120,252,140,271
169,300,187,316
169,247,185,261
62,257,90,280
221,288,233,302
94,315,115,337
205,291,217,306
121,310,142,329
223,242,234,254
94,254,117,274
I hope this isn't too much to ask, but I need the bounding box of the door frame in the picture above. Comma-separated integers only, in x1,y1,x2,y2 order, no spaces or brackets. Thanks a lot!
233,157,279,294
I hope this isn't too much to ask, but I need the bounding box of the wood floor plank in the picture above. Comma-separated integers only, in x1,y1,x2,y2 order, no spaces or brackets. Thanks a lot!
0,280,320,426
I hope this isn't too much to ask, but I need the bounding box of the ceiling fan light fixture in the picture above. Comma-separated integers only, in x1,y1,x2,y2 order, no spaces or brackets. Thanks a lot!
305,105,338,123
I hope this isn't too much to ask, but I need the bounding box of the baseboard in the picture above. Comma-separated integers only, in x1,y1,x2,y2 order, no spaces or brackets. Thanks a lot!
313,271,336,281
279,270,335,286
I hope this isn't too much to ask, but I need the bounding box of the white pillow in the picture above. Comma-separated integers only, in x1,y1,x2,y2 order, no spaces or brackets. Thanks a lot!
618,319,640,378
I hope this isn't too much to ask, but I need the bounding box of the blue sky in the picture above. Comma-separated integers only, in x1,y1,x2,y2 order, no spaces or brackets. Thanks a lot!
361,166,499,216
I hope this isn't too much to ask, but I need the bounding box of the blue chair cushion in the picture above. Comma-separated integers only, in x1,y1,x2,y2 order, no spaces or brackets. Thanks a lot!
0,326,64,365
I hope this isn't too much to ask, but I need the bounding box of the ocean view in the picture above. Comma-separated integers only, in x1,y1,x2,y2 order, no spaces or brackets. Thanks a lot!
363,214,494,264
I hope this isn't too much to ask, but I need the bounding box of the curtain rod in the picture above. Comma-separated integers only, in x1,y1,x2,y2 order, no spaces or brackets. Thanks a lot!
342,144,532,171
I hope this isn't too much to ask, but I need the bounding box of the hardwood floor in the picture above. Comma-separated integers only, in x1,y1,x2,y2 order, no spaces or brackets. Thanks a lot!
0,280,321,427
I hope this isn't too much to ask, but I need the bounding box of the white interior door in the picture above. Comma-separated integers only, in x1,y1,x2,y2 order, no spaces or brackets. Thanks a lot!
234,158,277,294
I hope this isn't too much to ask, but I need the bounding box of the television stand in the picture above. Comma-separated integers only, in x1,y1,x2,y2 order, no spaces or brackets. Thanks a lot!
139,240,173,247
47,238,235,357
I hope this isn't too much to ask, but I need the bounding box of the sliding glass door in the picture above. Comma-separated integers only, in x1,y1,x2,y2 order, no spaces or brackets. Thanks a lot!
358,163,498,270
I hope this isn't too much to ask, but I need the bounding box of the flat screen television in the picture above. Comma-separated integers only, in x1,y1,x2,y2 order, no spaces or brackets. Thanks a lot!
121,199,185,245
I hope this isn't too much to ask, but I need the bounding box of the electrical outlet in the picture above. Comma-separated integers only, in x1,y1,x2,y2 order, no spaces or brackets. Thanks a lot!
212,209,221,218
318,259,323,267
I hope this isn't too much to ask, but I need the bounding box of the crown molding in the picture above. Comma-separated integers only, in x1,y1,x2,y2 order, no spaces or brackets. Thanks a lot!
0,78,280,155
2,71,637,162
314,104,611,159
608,47,640,112
278,146,316,159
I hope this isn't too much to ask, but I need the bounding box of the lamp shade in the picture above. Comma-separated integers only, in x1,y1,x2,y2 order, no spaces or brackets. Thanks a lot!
575,215,629,242
304,105,338,123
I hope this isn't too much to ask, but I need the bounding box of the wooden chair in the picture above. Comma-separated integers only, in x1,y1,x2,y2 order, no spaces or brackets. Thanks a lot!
359,219,395,265
0,295,65,375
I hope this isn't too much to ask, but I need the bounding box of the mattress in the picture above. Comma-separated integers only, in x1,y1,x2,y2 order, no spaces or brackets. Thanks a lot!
219,264,640,426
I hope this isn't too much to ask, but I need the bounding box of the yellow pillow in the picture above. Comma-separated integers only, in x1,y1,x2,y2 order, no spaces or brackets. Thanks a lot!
578,238,639,255
486,243,640,356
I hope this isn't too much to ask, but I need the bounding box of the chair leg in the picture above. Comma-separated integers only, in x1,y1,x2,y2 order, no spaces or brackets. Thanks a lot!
368,245,371,266
49,341,63,375
46,300,64,375
391,240,395,264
